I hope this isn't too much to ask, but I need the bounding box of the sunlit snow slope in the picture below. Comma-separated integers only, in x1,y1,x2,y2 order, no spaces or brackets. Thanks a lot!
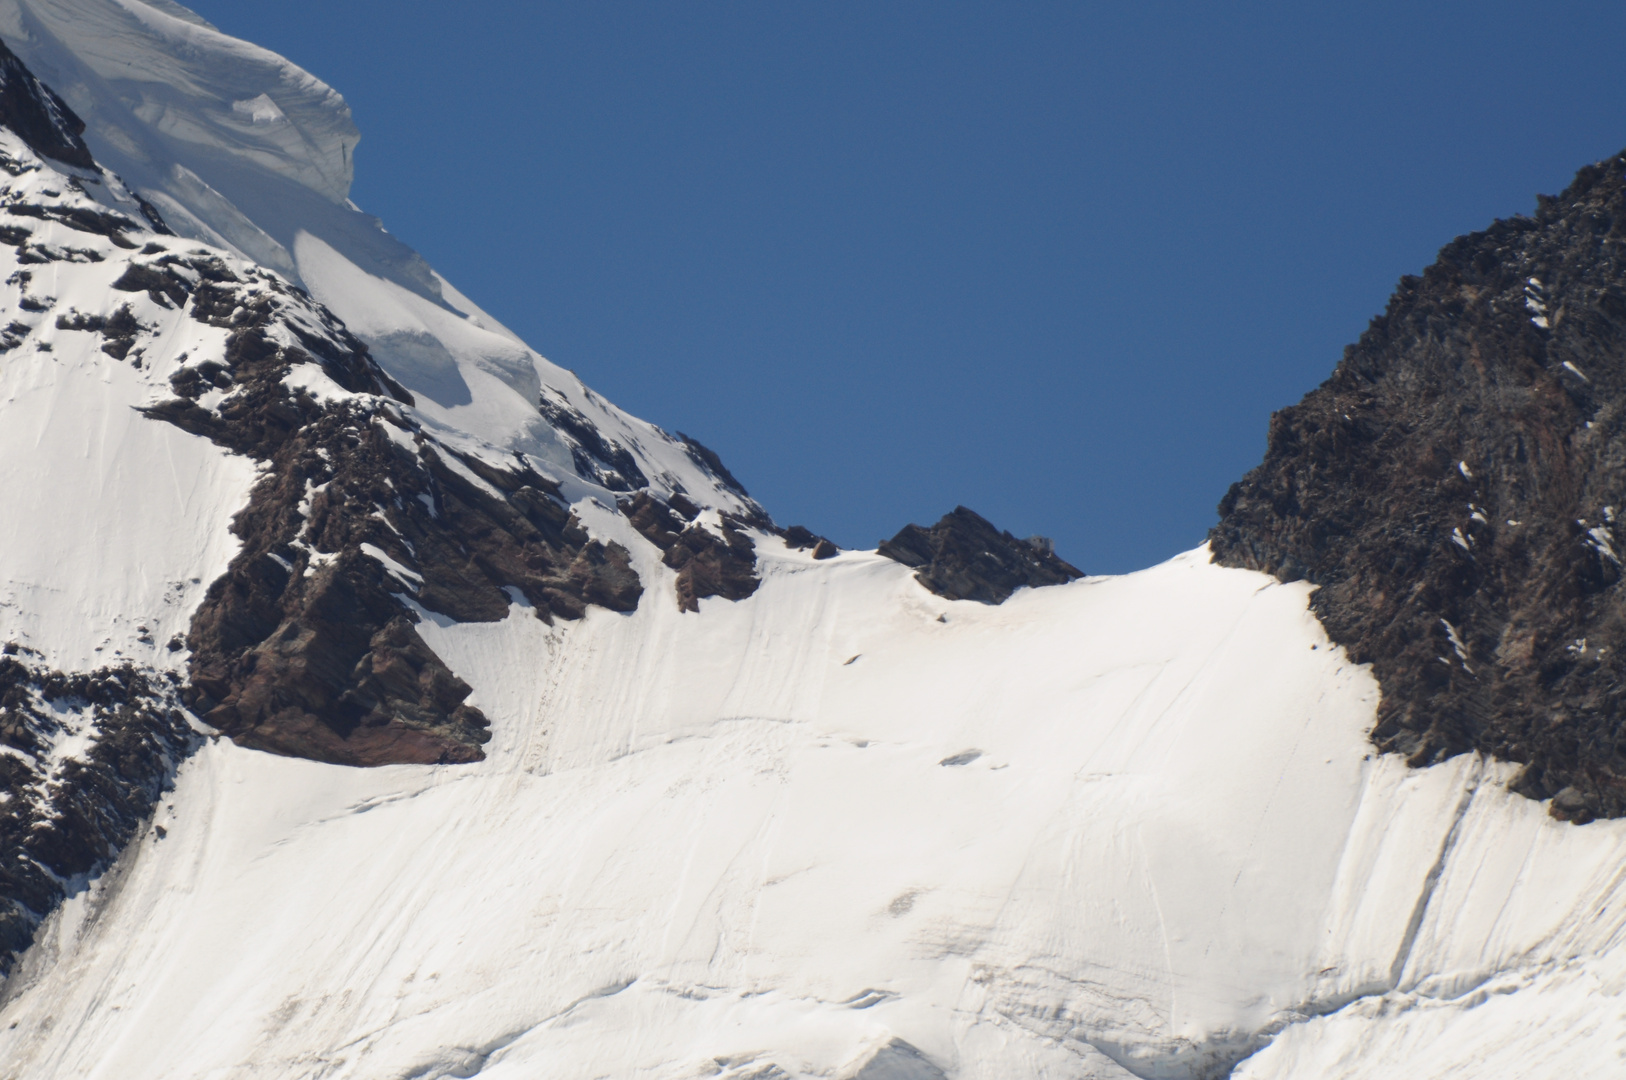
0,3,1624,1079
4,549,1626,1079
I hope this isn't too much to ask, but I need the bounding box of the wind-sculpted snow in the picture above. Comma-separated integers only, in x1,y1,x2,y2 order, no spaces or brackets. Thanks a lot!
1,549,1623,1078
0,0,766,522
0,0,357,207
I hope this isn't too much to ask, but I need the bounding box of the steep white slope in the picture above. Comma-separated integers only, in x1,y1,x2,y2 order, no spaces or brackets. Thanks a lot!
0,128,256,671
0,0,747,514
2,547,1623,1079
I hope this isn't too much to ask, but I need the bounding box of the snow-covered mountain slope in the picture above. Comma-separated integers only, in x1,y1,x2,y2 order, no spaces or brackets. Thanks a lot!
0,0,749,513
3,549,1625,1079
0,36,765,973
0,3,1623,1077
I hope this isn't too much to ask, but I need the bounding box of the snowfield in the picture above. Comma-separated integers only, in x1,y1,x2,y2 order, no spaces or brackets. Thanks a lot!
0,131,258,673
0,2,1623,1077
2,546,1624,1078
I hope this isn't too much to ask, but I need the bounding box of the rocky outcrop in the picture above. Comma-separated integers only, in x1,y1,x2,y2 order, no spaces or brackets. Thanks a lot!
128,248,643,764
622,491,766,612
0,648,195,974
678,432,751,497
1211,150,1626,822
0,124,644,769
0,42,779,976
0,51,753,768
880,507,1083,604
539,389,648,492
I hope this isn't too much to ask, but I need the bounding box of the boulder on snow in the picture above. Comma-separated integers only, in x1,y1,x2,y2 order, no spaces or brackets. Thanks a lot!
783,524,839,559
1551,786,1597,824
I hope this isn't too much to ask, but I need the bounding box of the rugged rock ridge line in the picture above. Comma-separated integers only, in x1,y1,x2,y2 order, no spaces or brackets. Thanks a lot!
880,506,1084,604
0,39,778,770
0,40,723,970
0,132,524,768
0,84,656,771
0,36,1096,981
1212,150,1626,822
0,649,194,975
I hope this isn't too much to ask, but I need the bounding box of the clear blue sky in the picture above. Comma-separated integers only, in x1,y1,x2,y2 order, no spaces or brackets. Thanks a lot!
187,0,1626,572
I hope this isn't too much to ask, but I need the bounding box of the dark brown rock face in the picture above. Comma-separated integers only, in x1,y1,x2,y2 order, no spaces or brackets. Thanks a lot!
0,42,714,968
0,72,741,771
0,36,94,170
678,432,751,496
125,251,643,765
880,506,1084,604
0,651,194,974
1210,151,1626,822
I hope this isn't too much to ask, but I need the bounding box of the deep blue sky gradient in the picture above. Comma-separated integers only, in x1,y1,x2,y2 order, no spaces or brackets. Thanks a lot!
187,0,1626,571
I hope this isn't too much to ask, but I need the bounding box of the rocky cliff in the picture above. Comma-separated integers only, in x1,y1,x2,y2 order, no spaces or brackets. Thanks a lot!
1212,151,1626,822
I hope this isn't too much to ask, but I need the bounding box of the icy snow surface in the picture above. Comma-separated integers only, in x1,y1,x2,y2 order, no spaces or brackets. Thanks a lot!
0,546,1622,1078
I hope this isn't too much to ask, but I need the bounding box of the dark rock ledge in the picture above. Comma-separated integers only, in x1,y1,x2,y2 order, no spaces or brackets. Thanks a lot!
1212,149,1626,823
622,491,769,613
616,491,847,610
0,36,94,170
0,172,649,766
0,40,780,975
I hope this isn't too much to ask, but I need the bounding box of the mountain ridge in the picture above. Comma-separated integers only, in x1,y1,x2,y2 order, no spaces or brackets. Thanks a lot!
2,5,1625,1078
1213,148,1626,823
0,27,1082,977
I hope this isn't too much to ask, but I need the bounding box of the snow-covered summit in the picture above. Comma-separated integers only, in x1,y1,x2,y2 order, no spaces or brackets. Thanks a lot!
0,0,359,230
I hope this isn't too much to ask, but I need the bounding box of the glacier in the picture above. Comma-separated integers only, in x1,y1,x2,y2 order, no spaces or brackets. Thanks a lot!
0,2,1622,1077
